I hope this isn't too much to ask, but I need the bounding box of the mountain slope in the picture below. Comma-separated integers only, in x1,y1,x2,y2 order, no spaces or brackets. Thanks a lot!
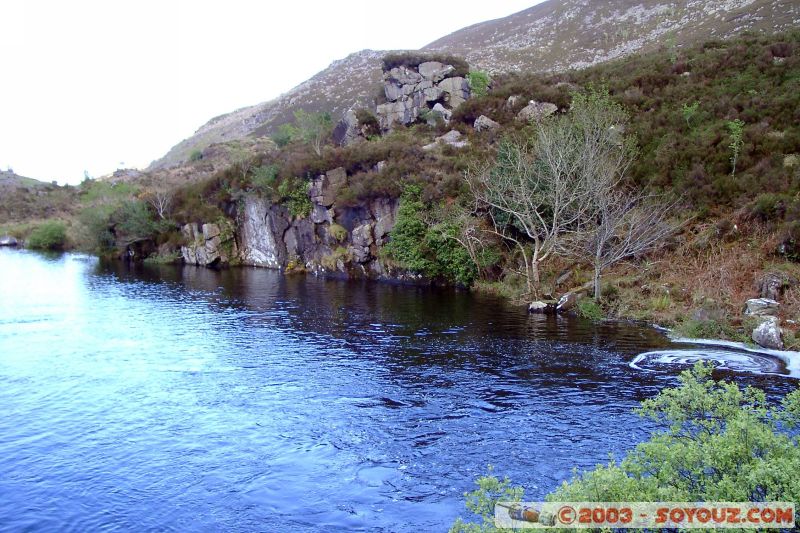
424,0,800,72
150,50,385,170
150,0,800,170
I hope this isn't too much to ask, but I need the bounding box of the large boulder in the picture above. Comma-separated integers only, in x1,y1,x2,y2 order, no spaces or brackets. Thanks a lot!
757,272,795,301
516,101,558,122
423,130,469,151
0,235,18,247
437,77,470,108
744,298,780,316
752,316,783,350
418,61,454,82
376,99,419,130
386,66,423,86
332,109,364,147
474,115,500,132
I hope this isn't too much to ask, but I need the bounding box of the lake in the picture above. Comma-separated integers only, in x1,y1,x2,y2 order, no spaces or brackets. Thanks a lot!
0,249,796,531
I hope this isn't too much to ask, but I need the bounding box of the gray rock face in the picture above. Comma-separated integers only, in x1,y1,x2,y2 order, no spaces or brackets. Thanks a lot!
474,115,500,132
437,77,470,108
376,62,471,131
332,109,365,147
181,221,237,267
431,103,451,123
386,66,423,86
309,167,347,207
418,61,454,82
744,298,780,316
376,99,420,131
752,316,783,350
516,101,558,122
238,197,287,268
233,187,399,278
0,235,18,246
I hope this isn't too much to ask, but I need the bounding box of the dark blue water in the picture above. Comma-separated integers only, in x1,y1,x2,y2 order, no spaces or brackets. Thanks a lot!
0,249,796,532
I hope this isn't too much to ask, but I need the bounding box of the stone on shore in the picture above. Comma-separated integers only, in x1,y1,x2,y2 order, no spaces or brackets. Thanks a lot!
752,316,783,350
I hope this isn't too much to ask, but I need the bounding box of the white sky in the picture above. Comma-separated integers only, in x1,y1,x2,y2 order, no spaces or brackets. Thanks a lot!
0,1,542,184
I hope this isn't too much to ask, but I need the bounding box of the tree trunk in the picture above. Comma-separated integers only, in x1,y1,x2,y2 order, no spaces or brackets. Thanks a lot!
593,264,602,301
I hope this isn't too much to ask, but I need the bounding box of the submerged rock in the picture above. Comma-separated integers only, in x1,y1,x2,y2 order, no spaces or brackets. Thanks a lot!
752,316,783,350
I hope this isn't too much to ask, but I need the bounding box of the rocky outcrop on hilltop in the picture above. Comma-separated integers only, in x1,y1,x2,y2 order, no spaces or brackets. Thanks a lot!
376,60,471,131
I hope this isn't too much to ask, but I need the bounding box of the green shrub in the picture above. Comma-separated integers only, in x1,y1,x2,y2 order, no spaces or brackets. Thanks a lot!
576,298,604,320
188,149,203,162
277,177,312,217
272,123,298,148
383,185,478,286
329,223,348,242
452,363,800,532
27,221,67,250
467,71,490,98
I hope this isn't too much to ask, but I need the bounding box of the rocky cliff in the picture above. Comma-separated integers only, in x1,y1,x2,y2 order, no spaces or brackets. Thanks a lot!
180,166,407,281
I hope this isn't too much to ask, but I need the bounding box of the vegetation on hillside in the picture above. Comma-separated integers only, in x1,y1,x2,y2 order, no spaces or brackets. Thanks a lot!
450,363,800,532
7,31,800,344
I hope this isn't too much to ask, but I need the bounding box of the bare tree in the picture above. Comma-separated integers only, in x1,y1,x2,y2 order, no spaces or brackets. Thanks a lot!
563,188,682,300
144,187,173,220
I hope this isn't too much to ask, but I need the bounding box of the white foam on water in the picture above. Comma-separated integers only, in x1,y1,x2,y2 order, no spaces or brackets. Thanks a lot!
630,337,800,379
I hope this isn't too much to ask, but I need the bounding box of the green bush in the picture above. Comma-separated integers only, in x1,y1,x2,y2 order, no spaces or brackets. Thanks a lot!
576,298,604,320
329,223,348,242
188,149,203,162
27,221,67,250
452,363,800,532
384,185,478,286
467,71,490,98
277,177,312,218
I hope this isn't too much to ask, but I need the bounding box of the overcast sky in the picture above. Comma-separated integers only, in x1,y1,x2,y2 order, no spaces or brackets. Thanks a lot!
0,1,544,184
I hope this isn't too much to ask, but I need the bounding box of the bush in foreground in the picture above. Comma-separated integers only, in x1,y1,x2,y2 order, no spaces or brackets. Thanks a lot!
451,363,800,532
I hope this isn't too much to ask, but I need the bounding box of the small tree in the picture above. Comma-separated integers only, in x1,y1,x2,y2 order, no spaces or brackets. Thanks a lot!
565,188,681,300
727,119,745,176
143,187,173,220
681,100,699,128
293,109,333,156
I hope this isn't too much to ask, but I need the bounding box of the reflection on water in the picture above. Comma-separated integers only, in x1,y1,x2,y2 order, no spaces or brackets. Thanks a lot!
0,249,795,532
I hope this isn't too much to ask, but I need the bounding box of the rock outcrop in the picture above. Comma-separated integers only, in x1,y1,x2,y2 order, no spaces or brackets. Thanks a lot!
744,298,780,316
181,221,238,267
376,60,471,131
182,167,401,280
423,130,469,151
474,115,500,132
516,101,558,122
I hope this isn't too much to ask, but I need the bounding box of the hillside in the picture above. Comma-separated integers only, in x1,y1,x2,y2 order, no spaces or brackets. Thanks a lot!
425,0,799,72
149,0,799,170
